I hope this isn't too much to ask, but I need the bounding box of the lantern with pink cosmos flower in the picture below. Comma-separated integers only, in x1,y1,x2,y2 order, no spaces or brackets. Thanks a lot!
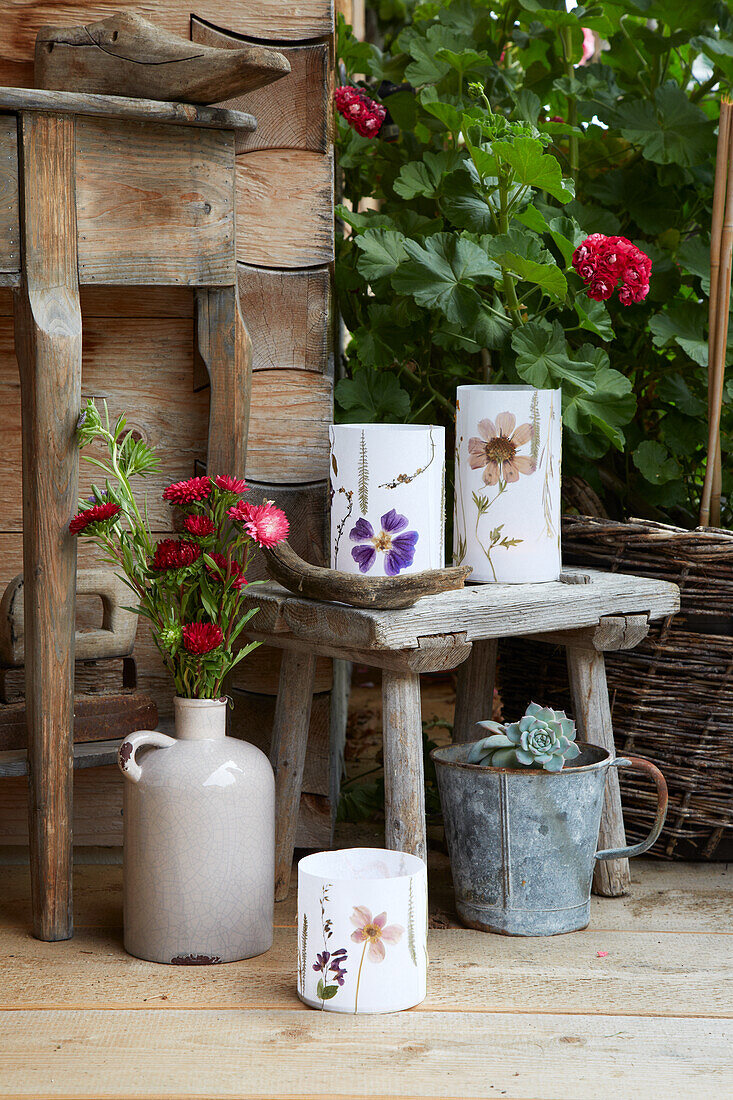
297,847,427,1014
454,385,562,583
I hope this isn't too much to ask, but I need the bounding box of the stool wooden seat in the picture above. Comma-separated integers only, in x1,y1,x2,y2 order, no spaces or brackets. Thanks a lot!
238,569,679,902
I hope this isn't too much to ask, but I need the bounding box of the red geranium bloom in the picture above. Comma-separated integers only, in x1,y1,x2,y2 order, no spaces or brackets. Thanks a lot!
572,234,651,305
182,622,223,655
69,502,121,535
335,86,386,139
205,551,247,590
163,476,212,505
184,514,215,538
229,500,289,548
151,539,201,570
214,475,248,494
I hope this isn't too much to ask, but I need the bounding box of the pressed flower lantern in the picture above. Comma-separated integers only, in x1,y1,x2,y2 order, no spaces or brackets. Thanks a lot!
329,424,445,577
453,385,562,583
297,848,427,1014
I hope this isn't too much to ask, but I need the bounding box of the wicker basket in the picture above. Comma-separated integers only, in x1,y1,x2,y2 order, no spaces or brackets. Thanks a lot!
499,516,733,859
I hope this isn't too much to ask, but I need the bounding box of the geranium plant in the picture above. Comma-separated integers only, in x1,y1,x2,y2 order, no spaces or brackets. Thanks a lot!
70,399,288,699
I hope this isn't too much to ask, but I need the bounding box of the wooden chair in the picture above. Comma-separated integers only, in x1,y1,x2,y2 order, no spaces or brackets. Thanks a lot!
236,569,680,902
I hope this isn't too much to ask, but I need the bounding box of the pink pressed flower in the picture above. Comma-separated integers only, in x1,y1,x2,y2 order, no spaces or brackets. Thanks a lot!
468,412,536,486
214,475,248,494
350,906,404,963
229,499,289,548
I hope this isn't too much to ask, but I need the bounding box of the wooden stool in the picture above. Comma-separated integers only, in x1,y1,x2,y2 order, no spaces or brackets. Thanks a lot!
237,569,679,902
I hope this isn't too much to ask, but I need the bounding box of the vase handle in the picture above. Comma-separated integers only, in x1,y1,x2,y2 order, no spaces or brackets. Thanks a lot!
595,754,668,861
118,730,176,783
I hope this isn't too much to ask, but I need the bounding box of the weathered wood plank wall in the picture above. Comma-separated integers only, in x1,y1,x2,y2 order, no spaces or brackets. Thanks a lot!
0,1,335,847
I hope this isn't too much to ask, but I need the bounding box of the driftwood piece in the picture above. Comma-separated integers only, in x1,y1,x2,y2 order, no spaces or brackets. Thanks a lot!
35,12,290,105
260,539,473,609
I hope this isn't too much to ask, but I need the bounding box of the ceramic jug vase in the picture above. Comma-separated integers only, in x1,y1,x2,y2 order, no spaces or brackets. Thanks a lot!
117,696,275,964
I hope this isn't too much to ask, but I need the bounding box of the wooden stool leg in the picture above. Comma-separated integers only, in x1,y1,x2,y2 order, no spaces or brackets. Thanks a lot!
566,643,631,897
382,670,426,862
14,112,82,940
271,650,317,901
453,639,497,743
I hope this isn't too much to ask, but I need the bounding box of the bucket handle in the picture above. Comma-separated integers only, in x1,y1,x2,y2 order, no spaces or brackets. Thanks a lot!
595,755,668,861
118,730,176,783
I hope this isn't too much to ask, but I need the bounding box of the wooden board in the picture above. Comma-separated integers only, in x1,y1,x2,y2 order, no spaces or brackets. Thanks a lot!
245,370,331,483
0,767,122,846
0,1,334,88
231,689,330,796
0,286,195,318
230,644,332,695
238,265,331,373
192,23,330,154
0,115,19,274
75,117,235,286
236,150,334,269
0,1008,729,1099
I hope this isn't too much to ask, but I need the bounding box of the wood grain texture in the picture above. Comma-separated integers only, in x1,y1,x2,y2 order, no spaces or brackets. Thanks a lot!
236,149,334,268
238,264,331,373
75,117,236,286
246,370,331,483
0,767,122,847
0,286,195,318
0,115,19,274
192,22,330,154
453,637,498,743
13,111,82,942
270,650,318,899
35,12,290,105
235,572,680,653
231,689,329,797
567,643,631,898
382,669,426,862
195,284,251,477
230,645,332,695
0,697,155,753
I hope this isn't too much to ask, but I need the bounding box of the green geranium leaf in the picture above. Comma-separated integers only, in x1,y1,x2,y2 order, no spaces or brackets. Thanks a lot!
676,236,711,294
440,171,496,233
515,205,550,234
392,233,501,321
649,303,708,365
574,295,614,341
633,440,681,484
419,88,464,134
492,136,574,202
336,368,410,422
656,373,707,417
502,254,567,300
564,354,636,448
355,229,408,282
336,204,393,234
614,83,715,167
511,321,597,391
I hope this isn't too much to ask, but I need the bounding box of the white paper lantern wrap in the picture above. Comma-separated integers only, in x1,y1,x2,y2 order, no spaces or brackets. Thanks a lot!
297,848,428,1014
329,424,445,576
453,385,562,583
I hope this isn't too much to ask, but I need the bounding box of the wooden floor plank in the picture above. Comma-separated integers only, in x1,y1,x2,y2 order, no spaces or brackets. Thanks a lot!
0,925,728,1019
0,1009,730,1099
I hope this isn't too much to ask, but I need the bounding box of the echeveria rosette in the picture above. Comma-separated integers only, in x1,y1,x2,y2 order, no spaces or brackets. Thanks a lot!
467,703,580,773
349,509,419,576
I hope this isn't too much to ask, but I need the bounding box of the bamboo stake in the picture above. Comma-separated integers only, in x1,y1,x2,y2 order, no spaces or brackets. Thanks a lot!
700,100,733,527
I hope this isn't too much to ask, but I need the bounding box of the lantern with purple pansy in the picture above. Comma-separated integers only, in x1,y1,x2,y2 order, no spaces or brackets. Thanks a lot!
349,510,419,576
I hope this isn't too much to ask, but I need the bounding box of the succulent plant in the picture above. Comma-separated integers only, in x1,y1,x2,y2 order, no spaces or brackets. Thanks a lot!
466,703,580,773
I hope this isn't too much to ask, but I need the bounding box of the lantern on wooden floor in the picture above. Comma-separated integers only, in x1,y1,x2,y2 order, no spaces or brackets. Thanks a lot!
297,847,428,1014
453,385,562,583
329,424,445,577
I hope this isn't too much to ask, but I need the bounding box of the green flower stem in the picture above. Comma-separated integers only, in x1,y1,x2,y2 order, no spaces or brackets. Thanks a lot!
498,176,523,326
354,939,368,1014
558,26,579,180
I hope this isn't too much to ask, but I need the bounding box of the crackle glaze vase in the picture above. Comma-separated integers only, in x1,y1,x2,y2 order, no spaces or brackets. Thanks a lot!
117,696,274,965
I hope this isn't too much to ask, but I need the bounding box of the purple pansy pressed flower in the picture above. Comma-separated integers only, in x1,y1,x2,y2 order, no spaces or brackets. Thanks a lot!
349,509,419,576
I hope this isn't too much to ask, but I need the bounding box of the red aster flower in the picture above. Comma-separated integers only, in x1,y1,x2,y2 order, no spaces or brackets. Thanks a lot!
151,539,201,570
230,500,289,548
163,476,212,505
184,514,215,538
335,86,386,139
214,475,248,494
69,502,121,535
205,551,248,590
182,622,223,655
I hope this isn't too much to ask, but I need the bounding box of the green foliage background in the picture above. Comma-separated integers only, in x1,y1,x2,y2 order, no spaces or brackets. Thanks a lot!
335,0,733,526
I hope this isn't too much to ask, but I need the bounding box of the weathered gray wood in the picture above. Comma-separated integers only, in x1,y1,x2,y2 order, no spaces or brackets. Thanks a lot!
13,111,81,942
532,614,650,653
0,694,157,753
236,572,680,653
0,569,137,667
244,629,473,674
0,115,19,275
0,738,124,779
271,650,317,901
237,265,331,374
192,21,329,154
566,643,631,897
35,12,290,106
196,285,252,476
0,86,256,131
453,639,498,744
382,670,427,862
260,540,473,609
